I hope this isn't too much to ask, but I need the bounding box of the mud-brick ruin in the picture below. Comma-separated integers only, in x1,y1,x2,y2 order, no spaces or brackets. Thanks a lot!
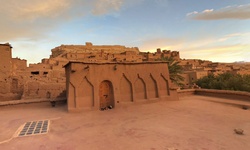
0,42,179,110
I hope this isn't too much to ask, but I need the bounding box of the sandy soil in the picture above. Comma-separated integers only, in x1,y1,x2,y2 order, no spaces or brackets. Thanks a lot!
0,95,249,150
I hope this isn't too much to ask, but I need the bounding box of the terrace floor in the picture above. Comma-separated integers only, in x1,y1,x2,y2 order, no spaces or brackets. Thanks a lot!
0,95,250,150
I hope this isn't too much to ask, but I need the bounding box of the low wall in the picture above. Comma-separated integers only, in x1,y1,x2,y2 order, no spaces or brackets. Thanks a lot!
195,89,250,101
0,97,66,106
0,93,22,101
177,89,196,97
178,89,250,101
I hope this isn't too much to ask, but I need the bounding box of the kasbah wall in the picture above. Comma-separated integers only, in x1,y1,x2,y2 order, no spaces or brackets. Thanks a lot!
0,42,179,102
65,62,175,112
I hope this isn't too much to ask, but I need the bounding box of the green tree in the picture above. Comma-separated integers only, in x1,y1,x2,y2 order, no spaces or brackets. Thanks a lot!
195,72,250,92
156,57,184,87
195,74,216,89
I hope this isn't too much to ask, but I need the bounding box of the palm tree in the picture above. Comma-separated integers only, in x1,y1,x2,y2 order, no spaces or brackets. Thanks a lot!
156,57,184,87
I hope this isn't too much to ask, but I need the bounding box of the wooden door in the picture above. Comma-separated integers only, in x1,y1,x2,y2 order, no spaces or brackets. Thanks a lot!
99,81,114,109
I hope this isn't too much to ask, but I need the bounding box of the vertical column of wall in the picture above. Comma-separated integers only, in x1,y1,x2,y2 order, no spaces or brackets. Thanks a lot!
147,74,159,99
76,77,94,109
0,45,12,76
119,74,133,102
134,74,147,100
0,45,12,94
68,82,76,111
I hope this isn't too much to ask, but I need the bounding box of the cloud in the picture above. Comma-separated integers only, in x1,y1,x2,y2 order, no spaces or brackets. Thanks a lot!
92,0,123,15
186,11,198,16
0,0,71,21
187,3,250,20
0,0,126,41
202,9,213,13
181,44,250,62
179,34,250,62
138,33,250,62
218,32,250,43
218,33,242,42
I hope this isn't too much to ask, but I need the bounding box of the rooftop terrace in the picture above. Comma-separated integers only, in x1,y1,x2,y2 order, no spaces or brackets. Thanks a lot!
0,95,250,150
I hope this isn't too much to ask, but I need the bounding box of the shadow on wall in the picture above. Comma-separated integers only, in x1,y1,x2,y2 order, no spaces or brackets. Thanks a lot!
55,90,66,100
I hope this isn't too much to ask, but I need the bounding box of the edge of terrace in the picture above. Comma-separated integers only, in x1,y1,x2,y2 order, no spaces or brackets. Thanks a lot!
1,89,249,107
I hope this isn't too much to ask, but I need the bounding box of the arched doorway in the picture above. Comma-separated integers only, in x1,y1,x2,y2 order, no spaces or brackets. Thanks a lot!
99,80,114,110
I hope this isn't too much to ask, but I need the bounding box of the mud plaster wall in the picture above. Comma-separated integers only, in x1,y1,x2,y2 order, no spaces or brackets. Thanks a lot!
12,58,27,71
21,81,65,100
0,45,12,77
0,45,12,96
178,89,250,102
194,89,250,101
65,62,177,112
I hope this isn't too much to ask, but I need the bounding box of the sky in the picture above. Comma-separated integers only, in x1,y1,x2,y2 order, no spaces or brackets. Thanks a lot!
1,0,250,64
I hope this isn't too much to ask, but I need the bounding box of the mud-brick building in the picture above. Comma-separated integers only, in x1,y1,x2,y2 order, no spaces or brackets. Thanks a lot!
64,61,178,112
0,43,12,77
0,43,27,100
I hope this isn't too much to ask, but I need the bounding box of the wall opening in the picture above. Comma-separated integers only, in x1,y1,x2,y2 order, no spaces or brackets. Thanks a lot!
31,71,39,75
99,80,114,110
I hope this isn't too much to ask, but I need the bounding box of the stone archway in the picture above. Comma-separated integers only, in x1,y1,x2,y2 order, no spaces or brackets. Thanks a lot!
99,80,114,110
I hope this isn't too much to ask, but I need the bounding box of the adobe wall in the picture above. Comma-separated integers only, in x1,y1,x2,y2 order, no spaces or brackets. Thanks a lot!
22,81,65,100
140,49,180,61
65,62,177,112
0,44,12,78
0,44,13,99
0,78,11,94
177,89,196,97
12,58,27,71
181,70,208,88
194,89,250,101
20,67,66,100
0,76,24,101
0,42,174,104
51,42,140,58
178,89,250,101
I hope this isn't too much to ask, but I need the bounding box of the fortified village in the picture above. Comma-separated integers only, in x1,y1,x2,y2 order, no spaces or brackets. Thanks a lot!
1,42,250,111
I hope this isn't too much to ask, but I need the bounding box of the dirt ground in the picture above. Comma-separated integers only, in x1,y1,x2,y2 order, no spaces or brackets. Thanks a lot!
0,95,250,150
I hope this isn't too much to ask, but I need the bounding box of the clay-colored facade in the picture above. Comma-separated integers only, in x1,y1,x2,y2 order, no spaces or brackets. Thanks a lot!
1,41,249,102
0,43,27,100
0,43,12,77
51,42,142,63
178,59,250,88
64,61,176,112
181,70,208,88
0,42,147,101
140,48,180,61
